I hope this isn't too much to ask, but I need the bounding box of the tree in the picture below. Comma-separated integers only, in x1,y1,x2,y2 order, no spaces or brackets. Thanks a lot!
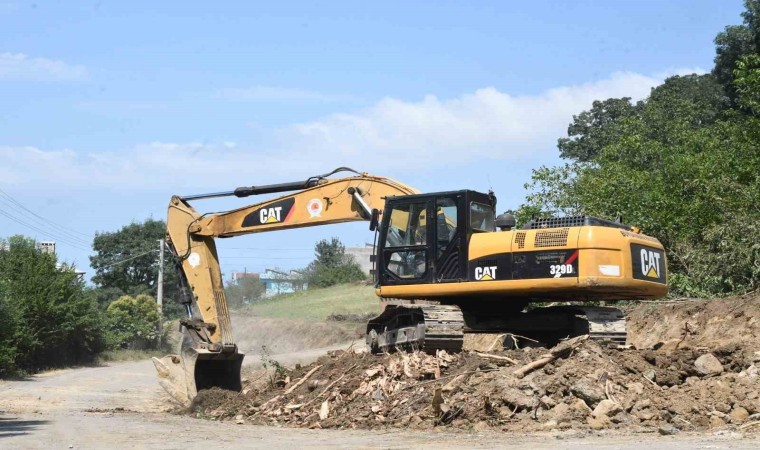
105,294,160,350
734,54,760,114
520,87,760,296
0,236,105,374
89,219,182,318
557,97,642,162
305,238,366,288
713,0,760,101
224,275,265,308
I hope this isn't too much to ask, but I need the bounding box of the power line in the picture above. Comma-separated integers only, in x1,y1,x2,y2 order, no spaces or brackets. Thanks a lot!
97,249,158,270
0,208,92,251
0,189,92,245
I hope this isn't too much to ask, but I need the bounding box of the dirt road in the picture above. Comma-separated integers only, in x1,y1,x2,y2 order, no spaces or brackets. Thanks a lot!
0,347,758,449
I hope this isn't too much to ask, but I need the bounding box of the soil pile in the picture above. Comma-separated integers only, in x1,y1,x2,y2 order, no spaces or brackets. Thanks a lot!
193,294,760,434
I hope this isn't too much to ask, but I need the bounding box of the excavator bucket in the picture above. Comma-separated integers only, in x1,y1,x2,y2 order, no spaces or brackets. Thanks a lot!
152,349,244,407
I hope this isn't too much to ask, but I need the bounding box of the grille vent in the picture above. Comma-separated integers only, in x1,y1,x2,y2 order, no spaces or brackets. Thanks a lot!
515,232,526,249
534,228,569,248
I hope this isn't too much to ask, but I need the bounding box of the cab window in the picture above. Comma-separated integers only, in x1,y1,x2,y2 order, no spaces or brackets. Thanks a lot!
470,202,494,232
384,202,427,247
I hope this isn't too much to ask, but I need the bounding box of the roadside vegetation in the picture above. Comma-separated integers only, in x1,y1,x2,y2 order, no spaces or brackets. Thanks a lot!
240,283,378,322
518,0,760,297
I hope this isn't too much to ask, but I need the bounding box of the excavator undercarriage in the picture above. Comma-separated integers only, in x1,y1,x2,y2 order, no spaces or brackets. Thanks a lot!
366,302,627,354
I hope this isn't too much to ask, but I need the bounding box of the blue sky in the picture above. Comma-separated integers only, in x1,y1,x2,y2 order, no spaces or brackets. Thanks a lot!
0,0,746,279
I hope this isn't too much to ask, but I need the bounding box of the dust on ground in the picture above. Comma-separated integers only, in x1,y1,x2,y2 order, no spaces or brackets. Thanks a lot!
195,293,760,435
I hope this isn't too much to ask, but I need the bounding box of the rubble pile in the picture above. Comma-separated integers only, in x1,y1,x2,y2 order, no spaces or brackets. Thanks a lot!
194,341,760,433
193,295,760,434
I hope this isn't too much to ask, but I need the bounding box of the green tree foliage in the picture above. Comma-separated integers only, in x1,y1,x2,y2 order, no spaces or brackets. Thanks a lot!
714,0,760,102
734,54,760,114
104,294,160,350
521,72,760,296
224,275,265,308
0,236,105,375
521,0,760,295
305,238,366,288
558,98,642,161
106,294,159,350
89,219,182,318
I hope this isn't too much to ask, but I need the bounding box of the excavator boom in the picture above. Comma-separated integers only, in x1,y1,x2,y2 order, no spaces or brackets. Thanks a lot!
153,168,418,405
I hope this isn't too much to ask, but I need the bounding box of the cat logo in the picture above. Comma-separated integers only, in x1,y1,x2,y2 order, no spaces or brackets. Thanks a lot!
241,198,295,228
640,248,662,278
475,266,497,281
259,206,283,224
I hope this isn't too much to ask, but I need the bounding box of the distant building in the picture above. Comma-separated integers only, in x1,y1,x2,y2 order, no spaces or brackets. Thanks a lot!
37,241,56,255
260,268,308,297
230,271,260,283
346,243,375,276
56,263,87,282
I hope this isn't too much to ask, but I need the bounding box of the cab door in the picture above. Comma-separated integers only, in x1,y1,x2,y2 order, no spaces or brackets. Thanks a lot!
433,195,466,282
378,199,433,285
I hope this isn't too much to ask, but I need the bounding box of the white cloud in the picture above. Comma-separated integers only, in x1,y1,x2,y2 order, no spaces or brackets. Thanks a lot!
215,85,354,103
0,68,701,190
0,52,88,81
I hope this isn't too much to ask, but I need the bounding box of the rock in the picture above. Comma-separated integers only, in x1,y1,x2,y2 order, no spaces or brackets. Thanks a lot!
729,407,749,424
710,415,726,428
593,399,622,418
573,399,592,414
570,380,606,406
694,354,724,376
658,424,679,435
587,415,610,430
540,395,556,409
643,369,657,382
473,421,490,432
541,419,558,430
551,403,572,421
714,403,731,414
635,409,655,421
626,382,645,396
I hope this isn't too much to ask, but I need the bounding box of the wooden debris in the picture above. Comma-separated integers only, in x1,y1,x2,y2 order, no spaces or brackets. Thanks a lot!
284,365,323,395
513,335,588,378
472,351,518,364
319,400,330,420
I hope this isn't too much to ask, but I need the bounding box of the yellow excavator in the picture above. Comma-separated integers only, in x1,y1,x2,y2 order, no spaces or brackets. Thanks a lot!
153,167,667,406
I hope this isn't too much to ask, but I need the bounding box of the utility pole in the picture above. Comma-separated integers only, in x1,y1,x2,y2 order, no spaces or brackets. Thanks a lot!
157,238,165,345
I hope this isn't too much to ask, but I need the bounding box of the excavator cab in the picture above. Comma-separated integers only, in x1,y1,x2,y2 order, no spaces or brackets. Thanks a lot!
376,190,495,285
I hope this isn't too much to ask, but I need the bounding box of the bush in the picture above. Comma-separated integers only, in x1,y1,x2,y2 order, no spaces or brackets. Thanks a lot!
105,294,160,350
0,236,105,375
305,238,367,288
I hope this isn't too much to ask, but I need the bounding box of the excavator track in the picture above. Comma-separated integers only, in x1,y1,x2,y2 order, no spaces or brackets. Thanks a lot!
366,305,465,354
367,303,627,354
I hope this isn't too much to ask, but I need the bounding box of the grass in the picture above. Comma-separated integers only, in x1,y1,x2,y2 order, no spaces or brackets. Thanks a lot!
242,283,380,321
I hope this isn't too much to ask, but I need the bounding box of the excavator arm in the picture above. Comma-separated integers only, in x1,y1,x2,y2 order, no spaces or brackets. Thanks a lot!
153,168,418,405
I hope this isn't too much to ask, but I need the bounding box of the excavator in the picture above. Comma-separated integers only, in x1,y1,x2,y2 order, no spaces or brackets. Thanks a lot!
152,167,667,406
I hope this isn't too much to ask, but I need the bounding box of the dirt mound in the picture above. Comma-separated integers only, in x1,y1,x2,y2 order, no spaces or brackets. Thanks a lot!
194,294,760,434
626,292,760,350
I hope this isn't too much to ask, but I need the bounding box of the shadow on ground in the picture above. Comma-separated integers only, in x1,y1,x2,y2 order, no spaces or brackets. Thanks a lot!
0,416,49,438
